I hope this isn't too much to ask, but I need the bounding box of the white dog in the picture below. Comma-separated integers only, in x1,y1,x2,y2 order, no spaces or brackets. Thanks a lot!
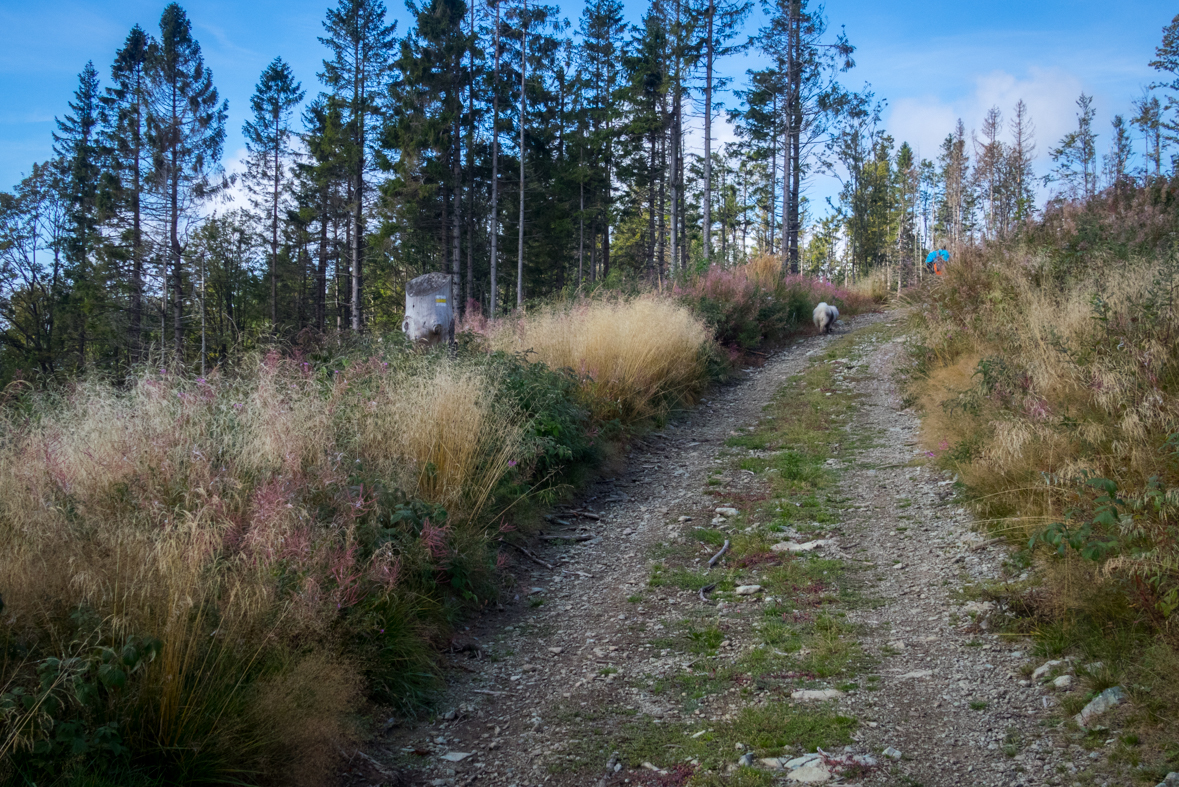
812,302,839,334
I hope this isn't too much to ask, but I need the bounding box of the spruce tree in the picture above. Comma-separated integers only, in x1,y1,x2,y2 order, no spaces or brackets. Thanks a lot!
146,3,228,355
298,98,348,331
578,0,626,281
1047,93,1098,200
319,0,397,331
697,0,751,266
53,62,105,365
102,25,153,360
243,56,305,328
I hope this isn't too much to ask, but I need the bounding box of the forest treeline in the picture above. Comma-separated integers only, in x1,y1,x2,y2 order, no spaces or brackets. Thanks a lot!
3,0,1179,384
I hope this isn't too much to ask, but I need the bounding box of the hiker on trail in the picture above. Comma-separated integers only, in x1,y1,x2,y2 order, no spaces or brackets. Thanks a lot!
925,249,950,276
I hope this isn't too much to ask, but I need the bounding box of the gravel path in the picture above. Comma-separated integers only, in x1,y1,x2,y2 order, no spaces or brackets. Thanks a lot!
355,312,1099,787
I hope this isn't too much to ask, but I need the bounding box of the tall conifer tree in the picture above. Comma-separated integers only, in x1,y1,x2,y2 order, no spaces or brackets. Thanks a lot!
102,26,152,360
243,57,305,328
146,3,227,355
319,0,397,331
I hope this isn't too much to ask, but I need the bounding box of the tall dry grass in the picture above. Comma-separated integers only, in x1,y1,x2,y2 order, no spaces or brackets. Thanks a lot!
0,353,523,782
907,246,1179,620
485,297,712,422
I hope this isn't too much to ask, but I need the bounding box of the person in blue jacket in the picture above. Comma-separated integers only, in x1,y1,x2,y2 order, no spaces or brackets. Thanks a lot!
925,249,950,275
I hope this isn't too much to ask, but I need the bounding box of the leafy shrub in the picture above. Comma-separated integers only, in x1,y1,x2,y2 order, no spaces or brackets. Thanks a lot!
673,257,875,357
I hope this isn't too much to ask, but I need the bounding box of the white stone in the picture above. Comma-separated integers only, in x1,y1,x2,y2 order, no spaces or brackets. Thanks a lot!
1031,659,1065,681
760,757,783,769
882,746,903,760
715,507,740,518
441,751,473,762
962,600,995,616
898,670,933,679
736,585,763,595
787,763,831,783
791,689,844,701
1052,675,1074,690
784,753,821,769
771,539,832,553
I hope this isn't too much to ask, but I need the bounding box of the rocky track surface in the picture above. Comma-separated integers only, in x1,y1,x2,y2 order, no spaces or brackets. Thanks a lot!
353,312,1138,787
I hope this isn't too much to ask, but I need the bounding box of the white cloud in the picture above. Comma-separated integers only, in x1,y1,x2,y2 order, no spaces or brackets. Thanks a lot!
886,66,1085,164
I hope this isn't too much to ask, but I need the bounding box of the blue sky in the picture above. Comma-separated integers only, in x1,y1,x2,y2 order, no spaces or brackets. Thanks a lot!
0,0,1174,208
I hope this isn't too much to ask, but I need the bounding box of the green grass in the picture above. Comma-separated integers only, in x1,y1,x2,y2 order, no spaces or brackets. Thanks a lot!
553,702,857,776
692,528,728,546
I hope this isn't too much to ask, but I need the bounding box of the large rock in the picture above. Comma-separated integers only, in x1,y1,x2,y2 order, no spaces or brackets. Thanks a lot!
783,753,821,769
1154,772,1179,787
1075,686,1127,728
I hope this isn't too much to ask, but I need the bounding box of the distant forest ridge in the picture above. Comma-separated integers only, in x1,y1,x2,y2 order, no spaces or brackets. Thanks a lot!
1,0,1177,381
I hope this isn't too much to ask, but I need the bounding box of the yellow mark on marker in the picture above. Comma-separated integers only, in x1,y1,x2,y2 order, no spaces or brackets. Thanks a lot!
436,296,447,304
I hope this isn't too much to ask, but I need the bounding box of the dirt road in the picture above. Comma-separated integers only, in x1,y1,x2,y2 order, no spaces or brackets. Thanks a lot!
358,313,1116,787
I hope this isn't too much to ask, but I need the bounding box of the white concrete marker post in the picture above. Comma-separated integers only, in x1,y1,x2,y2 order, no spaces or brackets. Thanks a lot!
402,272,455,347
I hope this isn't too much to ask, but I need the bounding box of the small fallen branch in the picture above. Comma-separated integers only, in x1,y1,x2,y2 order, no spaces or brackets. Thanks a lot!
970,537,1005,552
540,533,594,542
699,583,717,601
507,541,554,570
708,540,730,568
471,689,506,696
569,510,602,520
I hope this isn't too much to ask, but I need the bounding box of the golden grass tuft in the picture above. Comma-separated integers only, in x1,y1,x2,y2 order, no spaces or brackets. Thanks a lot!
488,297,712,422
357,365,523,518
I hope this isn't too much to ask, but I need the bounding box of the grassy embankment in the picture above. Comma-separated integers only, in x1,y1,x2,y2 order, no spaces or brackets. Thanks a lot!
905,187,1179,776
0,259,873,786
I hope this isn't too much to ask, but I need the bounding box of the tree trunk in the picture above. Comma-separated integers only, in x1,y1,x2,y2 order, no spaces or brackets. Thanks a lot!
786,0,802,272
489,0,501,316
350,42,364,333
272,120,280,328
702,0,714,265
129,118,143,363
517,0,527,309
452,112,462,321
317,190,328,330
578,143,585,286
466,0,475,311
